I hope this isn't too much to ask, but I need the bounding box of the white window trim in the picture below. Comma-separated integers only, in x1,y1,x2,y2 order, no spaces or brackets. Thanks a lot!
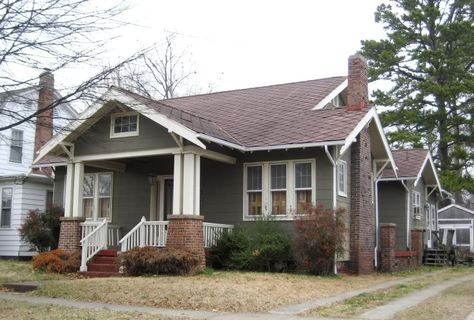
110,112,140,138
9,129,23,163
243,159,316,221
337,160,348,197
0,187,13,228
83,172,113,222
412,190,421,218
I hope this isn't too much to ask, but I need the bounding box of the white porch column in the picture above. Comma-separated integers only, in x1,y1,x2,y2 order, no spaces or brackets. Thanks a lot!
63,162,75,218
172,152,201,216
71,162,84,217
172,154,183,215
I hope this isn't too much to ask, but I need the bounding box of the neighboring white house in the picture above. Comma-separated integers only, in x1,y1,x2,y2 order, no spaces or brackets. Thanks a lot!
438,204,474,253
0,71,77,257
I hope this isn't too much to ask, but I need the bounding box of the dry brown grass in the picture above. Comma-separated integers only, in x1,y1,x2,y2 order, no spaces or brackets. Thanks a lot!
0,299,182,320
394,279,474,320
35,270,406,312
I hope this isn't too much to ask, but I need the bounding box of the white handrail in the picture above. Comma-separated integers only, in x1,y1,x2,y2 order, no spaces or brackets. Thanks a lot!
81,221,120,247
80,218,108,272
203,222,234,248
119,217,169,252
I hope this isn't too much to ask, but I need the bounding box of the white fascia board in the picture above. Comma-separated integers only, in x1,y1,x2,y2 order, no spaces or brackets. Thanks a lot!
196,133,346,152
73,147,182,162
414,153,429,187
34,89,119,164
378,177,417,182
414,153,441,193
108,89,206,149
34,88,207,163
183,145,236,164
312,79,348,110
338,108,397,177
438,204,474,215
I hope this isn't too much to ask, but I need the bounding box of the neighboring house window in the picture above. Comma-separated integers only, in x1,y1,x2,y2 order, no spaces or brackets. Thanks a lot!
1,188,12,228
337,160,348,197
246,165,263,215
9,129,23,163
270,164,287,215
45,190,54,213
244,160,315,219
295,162,313,214
110,112,139,138
82,173,113,220
412,190,421,217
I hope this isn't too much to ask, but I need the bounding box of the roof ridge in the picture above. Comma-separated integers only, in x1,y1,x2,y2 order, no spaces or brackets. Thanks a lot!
160,76,347,102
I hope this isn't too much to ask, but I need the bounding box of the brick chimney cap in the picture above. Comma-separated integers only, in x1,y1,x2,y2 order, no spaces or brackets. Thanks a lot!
39,69,54,88
349,53,367,63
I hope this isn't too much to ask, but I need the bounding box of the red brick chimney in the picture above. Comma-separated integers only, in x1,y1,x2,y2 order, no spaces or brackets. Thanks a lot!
34,69,54,175
346,54,368,111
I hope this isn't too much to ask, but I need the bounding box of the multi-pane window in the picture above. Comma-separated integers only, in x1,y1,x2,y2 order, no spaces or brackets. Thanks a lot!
412,190,421,217
270,164,287,215
110,113,139,138
337,160,347,197
9,129,23,163
83,173,113,220
295,162,312,214
1,188,12,228
244,160,315,219
246,165,262,215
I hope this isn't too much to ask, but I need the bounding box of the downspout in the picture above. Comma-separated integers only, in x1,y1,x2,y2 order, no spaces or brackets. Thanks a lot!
401,180,410,248
324,145,338,275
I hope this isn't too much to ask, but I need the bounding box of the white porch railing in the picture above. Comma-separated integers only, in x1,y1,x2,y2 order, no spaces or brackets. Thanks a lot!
118,217,234,252
203,222,234,248
119,217,169,252
81,221,120,247
80,218,108,272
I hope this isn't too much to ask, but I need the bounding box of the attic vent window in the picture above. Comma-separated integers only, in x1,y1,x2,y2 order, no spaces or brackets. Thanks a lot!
110,112,139,138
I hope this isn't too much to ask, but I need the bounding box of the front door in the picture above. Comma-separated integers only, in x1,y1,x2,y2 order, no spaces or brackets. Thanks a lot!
163,178,173,220
150,176,173,221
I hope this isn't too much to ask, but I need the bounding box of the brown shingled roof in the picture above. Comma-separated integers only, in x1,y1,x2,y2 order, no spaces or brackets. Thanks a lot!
382,149,429,179
117,76,369,148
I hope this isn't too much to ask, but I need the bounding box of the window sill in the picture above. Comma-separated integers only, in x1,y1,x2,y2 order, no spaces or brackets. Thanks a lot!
338,191,348,197
243,214,298,222
110,132,139,139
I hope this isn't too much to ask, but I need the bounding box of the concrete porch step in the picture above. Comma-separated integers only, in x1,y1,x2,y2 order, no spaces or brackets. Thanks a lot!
88,262,119,273
92,256,118,264
79,271,121,278
95,249,118,257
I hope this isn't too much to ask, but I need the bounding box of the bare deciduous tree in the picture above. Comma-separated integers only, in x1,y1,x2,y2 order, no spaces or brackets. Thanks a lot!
0,0,141,132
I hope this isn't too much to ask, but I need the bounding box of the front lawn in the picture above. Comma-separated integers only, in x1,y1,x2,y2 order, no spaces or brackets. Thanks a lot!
34,269,427,312
0,259,64,285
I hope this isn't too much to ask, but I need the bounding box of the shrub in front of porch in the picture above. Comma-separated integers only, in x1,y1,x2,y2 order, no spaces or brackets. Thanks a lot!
209,219,292,272
120,247,200,276
20,207,63,253
293,205,346,275
32,249,81,273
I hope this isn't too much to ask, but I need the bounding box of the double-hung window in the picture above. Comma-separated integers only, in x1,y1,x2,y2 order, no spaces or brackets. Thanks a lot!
1,188,12,228
270,164,287,215
9,129,23,163
246,165,263,215
83,173,113,220
295,162,313,214
244,160,315,219
110,112,139,138
337,160,347,197
412,190,421,217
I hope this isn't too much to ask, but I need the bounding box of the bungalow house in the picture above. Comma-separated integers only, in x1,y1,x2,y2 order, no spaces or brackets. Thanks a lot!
437,204,474,252
0,71,77,257
35,54,397,274
378,149,442,251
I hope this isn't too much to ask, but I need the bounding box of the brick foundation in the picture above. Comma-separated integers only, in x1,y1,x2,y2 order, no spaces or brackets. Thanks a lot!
380,223,396,272
58,217,84,252
166,215,206,270
349,128,375,274
410,229,424,265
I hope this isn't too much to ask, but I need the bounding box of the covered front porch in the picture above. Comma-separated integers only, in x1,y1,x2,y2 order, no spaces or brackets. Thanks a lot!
57,145,237,272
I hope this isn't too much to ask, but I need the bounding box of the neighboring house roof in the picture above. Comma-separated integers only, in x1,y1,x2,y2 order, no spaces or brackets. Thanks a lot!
381,149,442,191
438,204,474,218
35,77,396,171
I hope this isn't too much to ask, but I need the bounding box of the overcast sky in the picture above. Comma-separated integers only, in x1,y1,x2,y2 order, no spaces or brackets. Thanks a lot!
59,0,387,95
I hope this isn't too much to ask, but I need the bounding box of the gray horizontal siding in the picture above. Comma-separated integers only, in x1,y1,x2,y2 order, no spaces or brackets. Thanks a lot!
378,181,408,250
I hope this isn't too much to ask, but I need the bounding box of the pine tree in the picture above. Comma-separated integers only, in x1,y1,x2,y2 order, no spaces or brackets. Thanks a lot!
360,0,473,192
